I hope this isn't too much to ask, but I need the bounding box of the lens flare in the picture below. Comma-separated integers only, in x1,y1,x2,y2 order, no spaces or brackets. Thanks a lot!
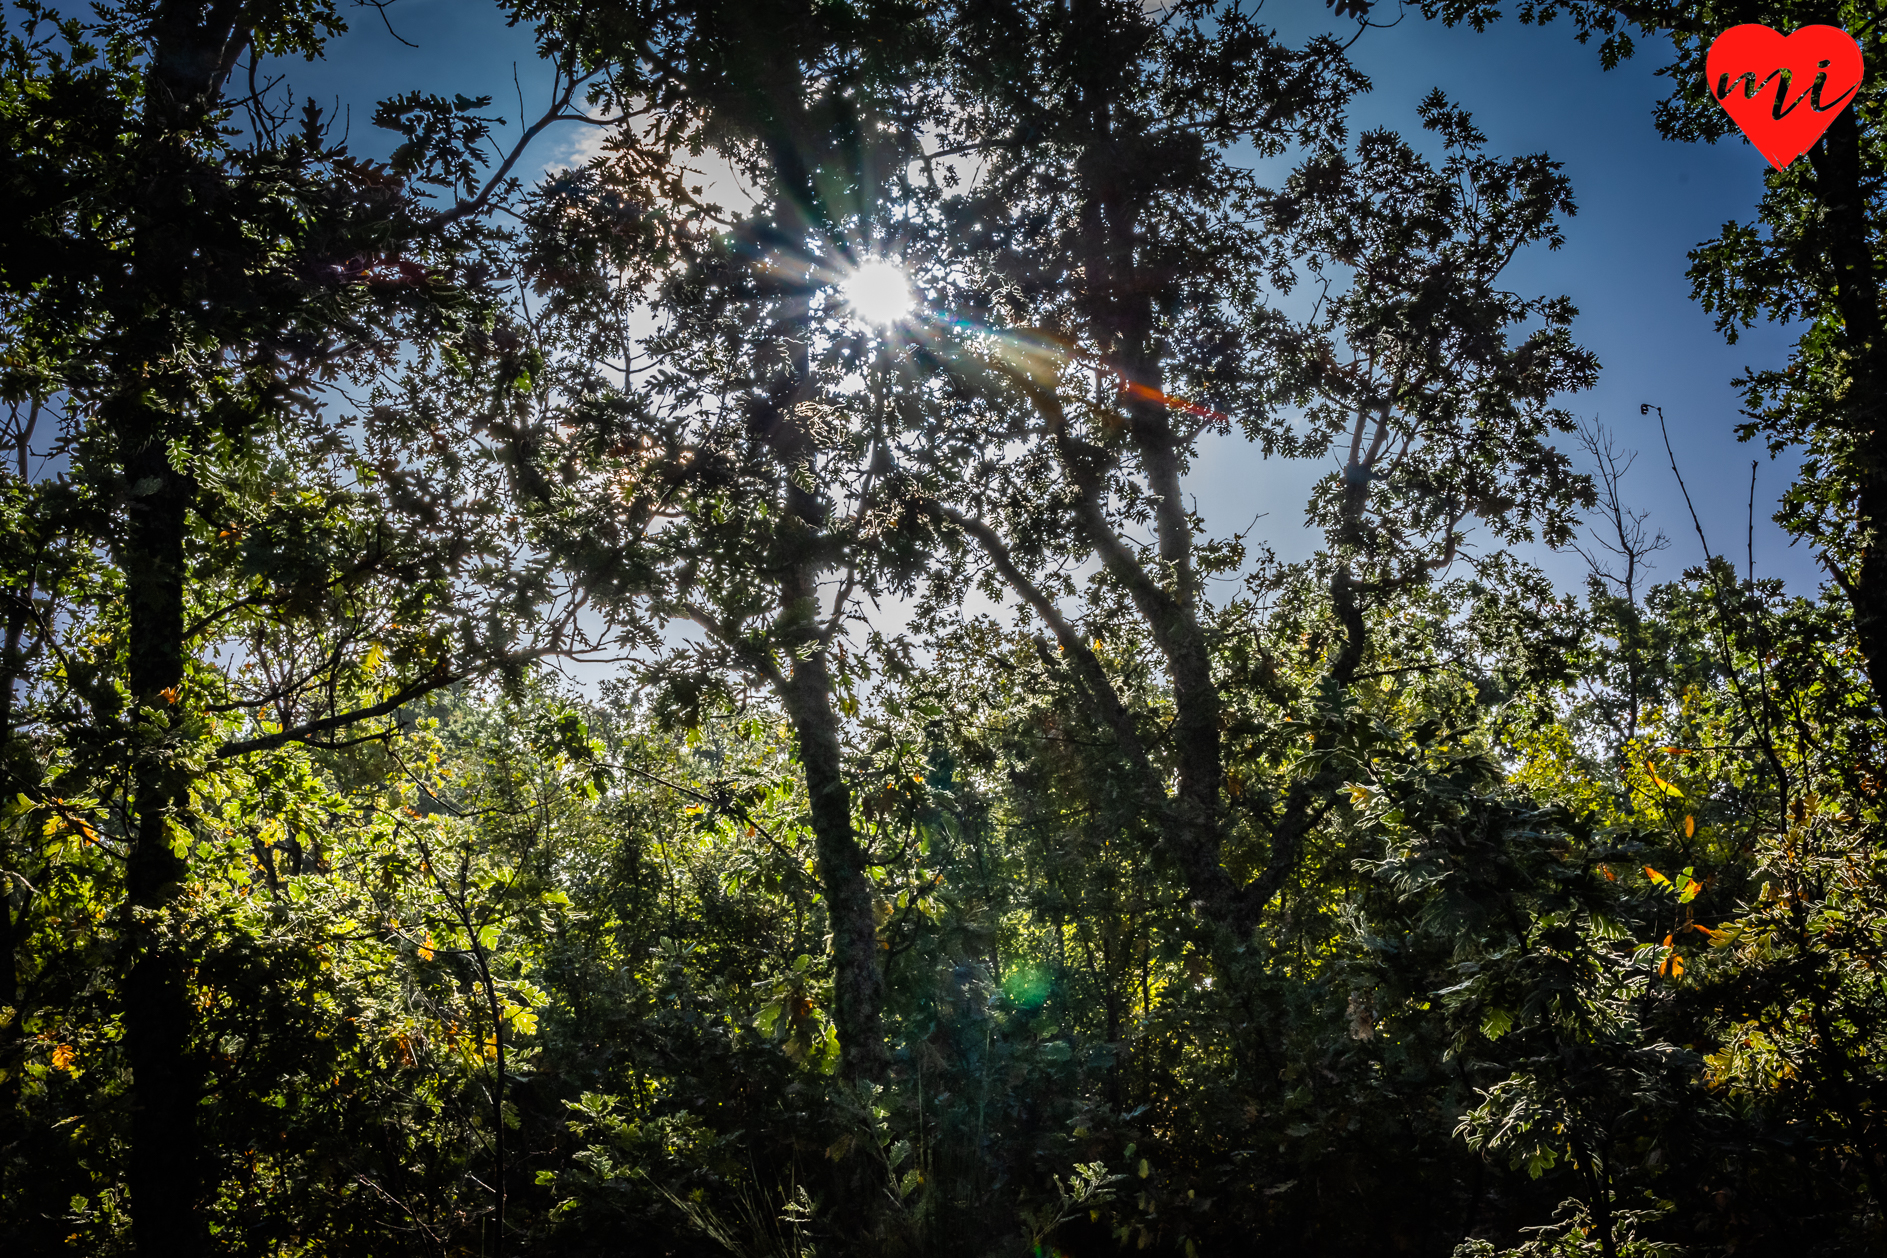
841,259,915,326
1002,965,1051,1009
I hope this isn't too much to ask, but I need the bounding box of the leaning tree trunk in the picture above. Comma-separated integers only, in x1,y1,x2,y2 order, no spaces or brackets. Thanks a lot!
776,616,888,1083
1063,10,1244,949
755,360,889,1083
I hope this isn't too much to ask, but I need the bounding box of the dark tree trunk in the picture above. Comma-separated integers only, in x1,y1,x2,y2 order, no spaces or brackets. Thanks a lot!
1807,110,1887,713
0,585,31,1147
112,11,248,1249
751,338,888,1083
0,880,20,1153
778,634,888,1082
1058,0,1245,954
120,436,202,1258
1575,1148,1620,1258
1123,393,1237,931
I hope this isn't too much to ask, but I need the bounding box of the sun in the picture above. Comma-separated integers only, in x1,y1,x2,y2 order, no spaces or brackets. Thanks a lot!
840,259,915,326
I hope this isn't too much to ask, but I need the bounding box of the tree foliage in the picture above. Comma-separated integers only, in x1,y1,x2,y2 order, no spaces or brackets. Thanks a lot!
1,1,1886,1256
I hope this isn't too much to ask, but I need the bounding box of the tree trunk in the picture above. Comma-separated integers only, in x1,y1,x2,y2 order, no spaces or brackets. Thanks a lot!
1806,110,1887,713
121,436,202,1258
0,882,21,1155
112,12,249,1247
1575,1148,1620,1258
1122,392,1237,931
1061,0,1243,951
777,570,888,1083
750,338,888,1083
0,582,32,1148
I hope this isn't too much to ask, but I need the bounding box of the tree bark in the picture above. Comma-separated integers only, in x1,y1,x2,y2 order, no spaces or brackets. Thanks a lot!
750,339,888,1083
112,10,248,1251
0,873,21,1157
1055,0,1245,952
778,635,888,1082
0,577,32,1150
784,471,886,1079
120,435,202,1258
1806,110,1887,714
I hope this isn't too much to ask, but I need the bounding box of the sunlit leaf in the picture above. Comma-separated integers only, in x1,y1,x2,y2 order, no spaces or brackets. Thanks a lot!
1645,762,1684,797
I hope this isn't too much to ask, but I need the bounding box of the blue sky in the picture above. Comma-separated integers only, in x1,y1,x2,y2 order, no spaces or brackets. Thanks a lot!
267,0,1814,604
1237,4,1807,593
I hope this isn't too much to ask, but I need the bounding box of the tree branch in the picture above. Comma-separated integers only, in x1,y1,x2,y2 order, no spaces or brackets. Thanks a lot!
214,667,462,758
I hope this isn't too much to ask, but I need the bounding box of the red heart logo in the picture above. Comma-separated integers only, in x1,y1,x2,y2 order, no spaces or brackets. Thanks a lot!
1707,25,1865,169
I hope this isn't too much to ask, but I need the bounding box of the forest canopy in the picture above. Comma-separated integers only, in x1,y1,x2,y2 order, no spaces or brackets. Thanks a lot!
1,1,1884,1255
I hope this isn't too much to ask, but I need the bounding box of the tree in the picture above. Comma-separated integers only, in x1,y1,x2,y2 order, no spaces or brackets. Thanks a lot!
902,1,1592,974
496,0,945,1085
0,3,593,1249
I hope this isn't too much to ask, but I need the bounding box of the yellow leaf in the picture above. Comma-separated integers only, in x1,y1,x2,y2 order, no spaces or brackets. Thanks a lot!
1684,814,1696,838
1644,763,1683,798
362,642,385,675
418,936,434,962
1645,866,1673,888
1679,879,1703,904
50,1043,76,1073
